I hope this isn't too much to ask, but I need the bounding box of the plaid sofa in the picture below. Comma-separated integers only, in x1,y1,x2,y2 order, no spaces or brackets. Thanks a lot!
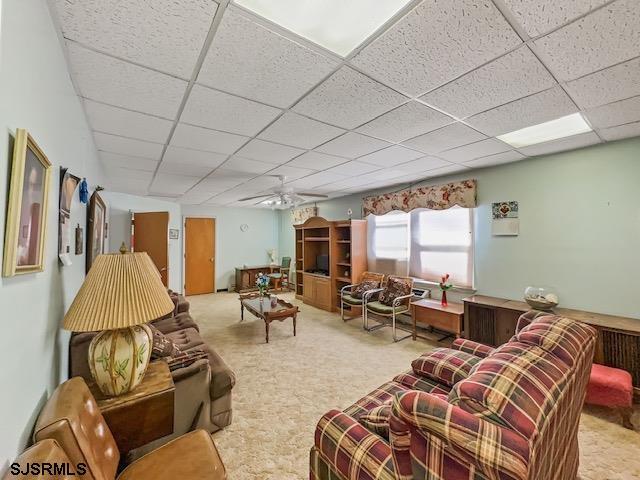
310,314,597,480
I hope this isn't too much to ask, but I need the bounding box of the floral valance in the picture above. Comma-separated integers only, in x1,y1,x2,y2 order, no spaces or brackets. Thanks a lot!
291,206,318,225
362,179,477,216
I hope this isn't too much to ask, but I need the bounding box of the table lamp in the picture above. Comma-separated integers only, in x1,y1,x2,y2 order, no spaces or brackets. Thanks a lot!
63,247,174,397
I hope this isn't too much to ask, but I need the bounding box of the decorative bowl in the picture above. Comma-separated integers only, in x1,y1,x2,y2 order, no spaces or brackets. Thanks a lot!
524,286,559,311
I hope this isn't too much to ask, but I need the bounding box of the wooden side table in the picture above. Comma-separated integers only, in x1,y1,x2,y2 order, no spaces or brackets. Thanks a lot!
87,360,175,453
411,299,464,342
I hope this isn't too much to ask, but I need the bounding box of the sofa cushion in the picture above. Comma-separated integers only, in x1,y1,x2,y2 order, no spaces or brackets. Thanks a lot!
352,279,380,300
344,381,409,418
150,325,181,359
448,342,570,439
359,404,391,438
411,348,481,387
166,327,205,351
366,301,408,315
341,293,362,306
393,370,451,396
152,312,199,334
379,276,412,306
516,315,596,368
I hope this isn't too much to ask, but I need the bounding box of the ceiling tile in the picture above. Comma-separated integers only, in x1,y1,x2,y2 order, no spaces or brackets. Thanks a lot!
292,66,407,129
181,85,282,136
258,112,345,149
394,156,452,173
598,121,640,141
518,131,601,156
84,99,173,143
467,86,578,136
315,132,391,158
149,173,201,195
566,57,640,109
501,0,610,37
351,0,521,96
402,123,486,154
99,151,158,171
163,146,228,168
420,47,556,119
170,123,249,154
532,0,640,81
178,191,216,205
286,151,347,170
105,166,154,182
330,176,378,190
222,156,275,174
422,163,470,178
67,43,187,119
192,174,249,191
325,160,380,177
463,150,526,168
287,171,347,189
358,145,423,167
356,101,453,143
266,164,316,181
93,132,163,159
439,138,512,163
105,177,149,195
54,0,218,77
585,95,640,129
159,162,213,177
235,139,304,164
198,8,337,108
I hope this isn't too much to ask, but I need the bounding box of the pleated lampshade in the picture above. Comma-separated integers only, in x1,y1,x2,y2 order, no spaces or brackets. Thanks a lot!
63,251,174,332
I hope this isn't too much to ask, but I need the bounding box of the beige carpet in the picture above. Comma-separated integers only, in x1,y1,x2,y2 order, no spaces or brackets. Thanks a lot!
188,292,640,480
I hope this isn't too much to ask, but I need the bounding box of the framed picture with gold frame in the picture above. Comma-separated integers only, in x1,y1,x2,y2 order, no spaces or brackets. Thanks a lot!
86,191,106,273
2,129,52,277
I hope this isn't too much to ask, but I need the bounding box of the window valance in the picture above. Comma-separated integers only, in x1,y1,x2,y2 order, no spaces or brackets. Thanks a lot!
362,179,477,216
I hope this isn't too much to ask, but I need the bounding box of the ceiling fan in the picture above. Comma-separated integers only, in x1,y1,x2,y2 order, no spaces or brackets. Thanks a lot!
238,175,328,207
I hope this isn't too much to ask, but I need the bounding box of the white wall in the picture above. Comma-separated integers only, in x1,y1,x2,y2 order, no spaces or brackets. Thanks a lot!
101,192,183,292
0,0,106,465
182,205,280,291
279,138,640,320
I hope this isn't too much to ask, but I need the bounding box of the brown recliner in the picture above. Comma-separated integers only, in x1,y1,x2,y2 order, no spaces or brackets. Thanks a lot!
2,439,77,480
33,377,226,480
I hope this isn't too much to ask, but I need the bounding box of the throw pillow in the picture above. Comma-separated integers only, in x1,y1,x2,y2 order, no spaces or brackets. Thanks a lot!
166,349,209,372
149,325,181,359
379,276,412,306
359,404,391,438
411,348,481,387
352,279,380,299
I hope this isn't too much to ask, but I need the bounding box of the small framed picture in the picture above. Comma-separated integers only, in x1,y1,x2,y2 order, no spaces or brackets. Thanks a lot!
75,224,84,255
2,129,52,277
169,228,179,240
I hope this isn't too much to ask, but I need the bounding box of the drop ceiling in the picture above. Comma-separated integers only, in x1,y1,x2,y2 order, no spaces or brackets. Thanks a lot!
51,0,640,208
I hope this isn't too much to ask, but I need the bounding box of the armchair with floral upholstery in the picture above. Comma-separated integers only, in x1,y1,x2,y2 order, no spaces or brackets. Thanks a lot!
340,271,385,321
364,275,414,342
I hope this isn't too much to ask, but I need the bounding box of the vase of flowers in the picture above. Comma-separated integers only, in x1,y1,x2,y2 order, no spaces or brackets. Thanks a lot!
439,273,452,307
256,273,270,299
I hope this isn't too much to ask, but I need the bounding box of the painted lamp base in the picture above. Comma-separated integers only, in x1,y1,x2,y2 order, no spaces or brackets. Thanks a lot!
88,324,153,396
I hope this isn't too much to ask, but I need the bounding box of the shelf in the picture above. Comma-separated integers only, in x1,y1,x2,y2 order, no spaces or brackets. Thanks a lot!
297,258,303,262
336,276,351,283
335,223,351,228
297,240,303,243
336,262,351,267
305,237,330,241
336,240,351,243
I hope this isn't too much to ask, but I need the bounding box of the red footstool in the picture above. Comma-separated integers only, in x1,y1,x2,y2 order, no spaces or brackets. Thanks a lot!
585,363,634,429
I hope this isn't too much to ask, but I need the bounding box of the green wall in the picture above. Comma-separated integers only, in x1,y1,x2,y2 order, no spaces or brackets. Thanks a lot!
280,138,640,319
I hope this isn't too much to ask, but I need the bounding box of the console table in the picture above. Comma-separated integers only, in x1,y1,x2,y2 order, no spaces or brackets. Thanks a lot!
411,299,464,341
463,295,640,397
234,264,279,292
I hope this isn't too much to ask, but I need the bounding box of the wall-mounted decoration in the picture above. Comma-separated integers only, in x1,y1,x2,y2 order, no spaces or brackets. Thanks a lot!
75,224,83,255
59,168,80,266
86,192,106,273
291,206,318,225
492,201,519,236
2,129,52,277
240,223,249,232
79,178,88,204
169,228,179,240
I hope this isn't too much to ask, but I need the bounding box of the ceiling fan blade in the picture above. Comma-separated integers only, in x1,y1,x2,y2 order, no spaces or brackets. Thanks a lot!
297,192,329,198
238,193,273,202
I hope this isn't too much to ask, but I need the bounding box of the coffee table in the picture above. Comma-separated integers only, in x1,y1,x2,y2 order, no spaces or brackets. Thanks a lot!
239,293,299,343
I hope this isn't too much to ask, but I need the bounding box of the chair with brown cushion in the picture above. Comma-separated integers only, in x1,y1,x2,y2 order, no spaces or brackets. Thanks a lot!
339,272,385,322
268,257,291,291
33,377,226,480
3,439,77,479
364,275,414,342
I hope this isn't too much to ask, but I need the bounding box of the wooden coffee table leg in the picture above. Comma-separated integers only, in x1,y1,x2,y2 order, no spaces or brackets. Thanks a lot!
265,320,270,343
240,303,244,322
293,314,297,337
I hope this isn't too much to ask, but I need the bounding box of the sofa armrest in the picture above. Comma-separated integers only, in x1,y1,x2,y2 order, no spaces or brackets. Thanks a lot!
314,409,397,480
392,391,530,480
451,338,494,358
170,358,210,383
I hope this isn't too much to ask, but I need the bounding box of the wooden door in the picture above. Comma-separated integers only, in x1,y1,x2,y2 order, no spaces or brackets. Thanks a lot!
315,276,332,310
184,217,215,295
133,212,169,286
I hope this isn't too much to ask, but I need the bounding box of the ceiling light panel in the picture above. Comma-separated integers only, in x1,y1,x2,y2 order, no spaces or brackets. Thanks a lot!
232,0,412,57
497,113,592,148
517,131,600,157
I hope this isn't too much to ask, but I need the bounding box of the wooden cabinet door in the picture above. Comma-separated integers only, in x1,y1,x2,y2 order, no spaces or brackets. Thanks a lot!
303,274,313,302
315,277,332,310
495,309,520,345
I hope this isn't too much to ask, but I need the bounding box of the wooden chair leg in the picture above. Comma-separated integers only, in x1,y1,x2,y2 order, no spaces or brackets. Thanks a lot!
620,406,634,429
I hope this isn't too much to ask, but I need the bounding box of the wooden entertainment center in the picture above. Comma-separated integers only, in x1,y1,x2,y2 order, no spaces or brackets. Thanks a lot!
294,216,367,312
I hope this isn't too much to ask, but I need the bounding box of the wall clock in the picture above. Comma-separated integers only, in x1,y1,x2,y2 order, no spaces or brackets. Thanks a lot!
240,223,249,232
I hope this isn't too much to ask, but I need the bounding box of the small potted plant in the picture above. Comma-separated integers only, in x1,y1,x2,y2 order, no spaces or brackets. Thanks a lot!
439,273,452,307
256,273,270,299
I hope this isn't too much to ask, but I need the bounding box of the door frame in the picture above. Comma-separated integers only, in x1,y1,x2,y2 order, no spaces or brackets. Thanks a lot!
182,215,217,294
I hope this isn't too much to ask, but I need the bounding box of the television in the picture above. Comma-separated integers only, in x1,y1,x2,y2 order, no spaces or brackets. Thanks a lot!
316,254,329,274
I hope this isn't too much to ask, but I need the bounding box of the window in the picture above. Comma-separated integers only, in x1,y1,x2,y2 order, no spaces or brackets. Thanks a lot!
366,207,474,288
367,211,409,276
409,207,473,288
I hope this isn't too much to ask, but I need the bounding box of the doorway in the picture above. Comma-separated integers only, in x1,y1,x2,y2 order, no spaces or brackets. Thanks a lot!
132,211,169,287
184,217,216,295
